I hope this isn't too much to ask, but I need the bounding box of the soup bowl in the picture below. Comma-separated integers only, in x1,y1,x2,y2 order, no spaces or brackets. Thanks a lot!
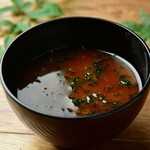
0,17,150,149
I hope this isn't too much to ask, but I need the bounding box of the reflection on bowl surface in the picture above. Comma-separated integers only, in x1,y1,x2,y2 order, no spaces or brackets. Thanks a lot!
0,17,150,149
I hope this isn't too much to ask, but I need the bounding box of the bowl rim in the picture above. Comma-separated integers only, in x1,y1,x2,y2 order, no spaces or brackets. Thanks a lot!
0,16,150,120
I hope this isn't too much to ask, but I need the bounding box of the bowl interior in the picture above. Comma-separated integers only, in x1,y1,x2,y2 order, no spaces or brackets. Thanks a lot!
1,17,150,111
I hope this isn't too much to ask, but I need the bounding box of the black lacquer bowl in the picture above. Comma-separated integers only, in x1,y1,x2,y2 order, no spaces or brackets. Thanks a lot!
0,17,150,149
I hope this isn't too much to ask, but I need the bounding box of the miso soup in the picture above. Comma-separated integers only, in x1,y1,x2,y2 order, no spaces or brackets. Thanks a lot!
17,47,142,117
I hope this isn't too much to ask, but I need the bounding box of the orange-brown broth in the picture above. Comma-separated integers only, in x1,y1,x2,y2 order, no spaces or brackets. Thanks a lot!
17,48,140,117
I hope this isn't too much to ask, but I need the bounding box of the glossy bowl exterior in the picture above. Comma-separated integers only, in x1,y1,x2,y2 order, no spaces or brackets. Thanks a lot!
1,17,150,149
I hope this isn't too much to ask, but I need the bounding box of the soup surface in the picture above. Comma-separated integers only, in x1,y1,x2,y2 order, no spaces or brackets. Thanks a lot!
17,48,141,117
